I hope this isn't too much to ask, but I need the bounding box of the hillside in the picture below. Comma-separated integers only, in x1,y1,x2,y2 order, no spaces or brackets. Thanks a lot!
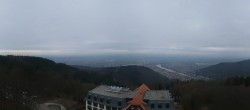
0,55,98,110
195,60,250,79
0,55,168,109
0,56,119,109
94,65,169,86
73,65,169,86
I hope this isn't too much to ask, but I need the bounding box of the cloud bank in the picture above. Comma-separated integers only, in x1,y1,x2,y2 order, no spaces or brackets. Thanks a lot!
0,0,250,58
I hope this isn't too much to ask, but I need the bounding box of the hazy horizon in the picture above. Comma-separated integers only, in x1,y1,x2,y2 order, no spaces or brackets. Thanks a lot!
1,0,250,58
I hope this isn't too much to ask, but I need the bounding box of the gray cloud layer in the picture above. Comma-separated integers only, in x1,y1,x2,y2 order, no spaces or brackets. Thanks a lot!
1,0,250,57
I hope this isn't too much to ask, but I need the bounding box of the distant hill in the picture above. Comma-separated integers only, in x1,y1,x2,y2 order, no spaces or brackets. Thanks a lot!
73,65,169,86
0,55,168,95
0,55,168,89
0,55,78,72
97,65,168,85
195,60,250,79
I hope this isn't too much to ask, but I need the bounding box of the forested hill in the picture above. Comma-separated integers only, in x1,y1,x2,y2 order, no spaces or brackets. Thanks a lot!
0,55,96,110
196,59,250,79
0,55,78,72
75,65,169,86
0,55,169,109
0,55,168,88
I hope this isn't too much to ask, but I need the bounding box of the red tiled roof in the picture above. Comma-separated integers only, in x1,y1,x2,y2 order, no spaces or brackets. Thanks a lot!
124,84,150,110
129,84,150,105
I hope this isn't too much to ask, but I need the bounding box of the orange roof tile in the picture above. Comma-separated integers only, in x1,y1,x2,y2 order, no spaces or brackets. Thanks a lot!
128,84,150,107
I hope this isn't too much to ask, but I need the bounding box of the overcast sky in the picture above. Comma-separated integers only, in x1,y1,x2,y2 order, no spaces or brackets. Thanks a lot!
0,0,250,58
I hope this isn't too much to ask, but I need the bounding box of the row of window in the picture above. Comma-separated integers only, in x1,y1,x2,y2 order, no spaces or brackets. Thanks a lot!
87,102,105,108
87,105,122,110
87,101,122,109
87,101,170,109
150,103,170,109
88,95,122,106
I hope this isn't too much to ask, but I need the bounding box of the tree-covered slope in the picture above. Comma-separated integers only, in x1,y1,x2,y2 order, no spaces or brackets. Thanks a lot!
196,60,250,79
95,65,169,85
0,55,95,110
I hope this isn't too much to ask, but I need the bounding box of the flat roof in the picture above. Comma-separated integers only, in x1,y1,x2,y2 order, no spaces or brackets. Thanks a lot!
144,90,171,100
88,85,172,101
89,85,136,98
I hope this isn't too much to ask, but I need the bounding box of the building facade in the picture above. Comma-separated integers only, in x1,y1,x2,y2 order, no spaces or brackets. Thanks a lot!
85,84,175,110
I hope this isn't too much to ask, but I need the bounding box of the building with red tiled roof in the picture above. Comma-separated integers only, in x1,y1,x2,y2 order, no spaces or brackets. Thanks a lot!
123,84,150,110
85,84,175,110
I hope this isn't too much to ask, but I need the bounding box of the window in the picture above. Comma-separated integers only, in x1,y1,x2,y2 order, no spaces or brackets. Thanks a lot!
88,95,91,99
87,101,91,105
93,108,98,110
106,106,111,110
112,107,117,110
107,99,111,104
100,104,104,109
93,102,98,107
158,103,162,109
150,104,155,108
94,96,97,101
87,106,92,110
118,101,122,106
100,98,104,102
165,103,170,108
